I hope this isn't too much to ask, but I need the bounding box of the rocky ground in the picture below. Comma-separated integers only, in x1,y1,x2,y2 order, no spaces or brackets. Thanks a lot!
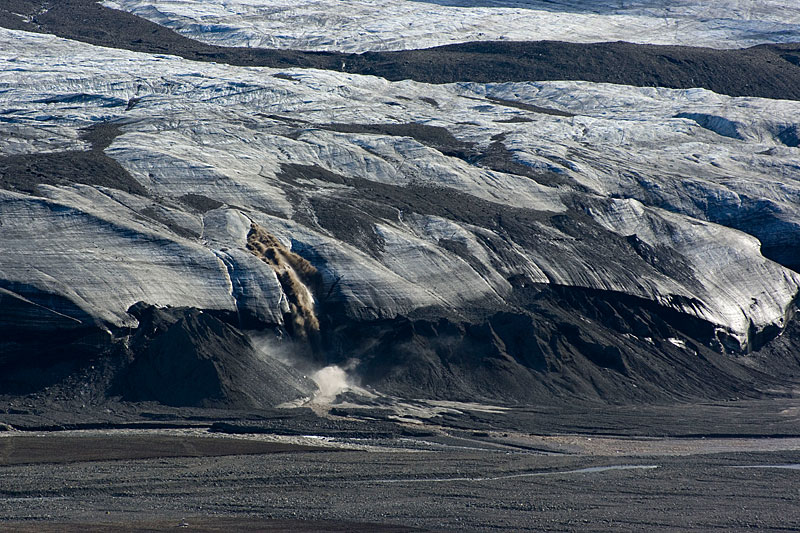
1,398,799,532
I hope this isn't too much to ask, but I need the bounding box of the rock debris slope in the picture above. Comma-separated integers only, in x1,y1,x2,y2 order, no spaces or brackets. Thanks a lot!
1,3,800,405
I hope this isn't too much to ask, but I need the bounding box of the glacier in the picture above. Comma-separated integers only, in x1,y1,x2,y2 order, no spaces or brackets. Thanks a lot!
2,6,800,403
102,0,800,52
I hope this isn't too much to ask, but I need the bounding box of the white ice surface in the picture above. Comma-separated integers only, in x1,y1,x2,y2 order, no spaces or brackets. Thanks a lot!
1,27,799,350
102,0,800,52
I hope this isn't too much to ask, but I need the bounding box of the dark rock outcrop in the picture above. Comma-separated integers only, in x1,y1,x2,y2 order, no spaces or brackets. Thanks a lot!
319,285,786,405
0,284,117,393
121,303,315,408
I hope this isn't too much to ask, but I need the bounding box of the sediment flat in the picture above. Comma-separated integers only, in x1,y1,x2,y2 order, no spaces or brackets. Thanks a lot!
1,400,798,532
0,433,328,466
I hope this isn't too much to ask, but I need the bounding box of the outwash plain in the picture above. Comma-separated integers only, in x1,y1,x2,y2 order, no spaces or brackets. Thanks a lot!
1,1,800,531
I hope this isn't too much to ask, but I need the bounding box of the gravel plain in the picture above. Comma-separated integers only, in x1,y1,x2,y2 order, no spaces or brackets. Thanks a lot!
1,399,799,532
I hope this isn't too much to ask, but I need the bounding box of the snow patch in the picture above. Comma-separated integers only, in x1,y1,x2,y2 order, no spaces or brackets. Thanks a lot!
668,338,688,349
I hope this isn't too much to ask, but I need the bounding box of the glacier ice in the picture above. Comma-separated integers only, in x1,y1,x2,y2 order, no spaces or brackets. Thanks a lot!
1,27,799,354
103,0,800,52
